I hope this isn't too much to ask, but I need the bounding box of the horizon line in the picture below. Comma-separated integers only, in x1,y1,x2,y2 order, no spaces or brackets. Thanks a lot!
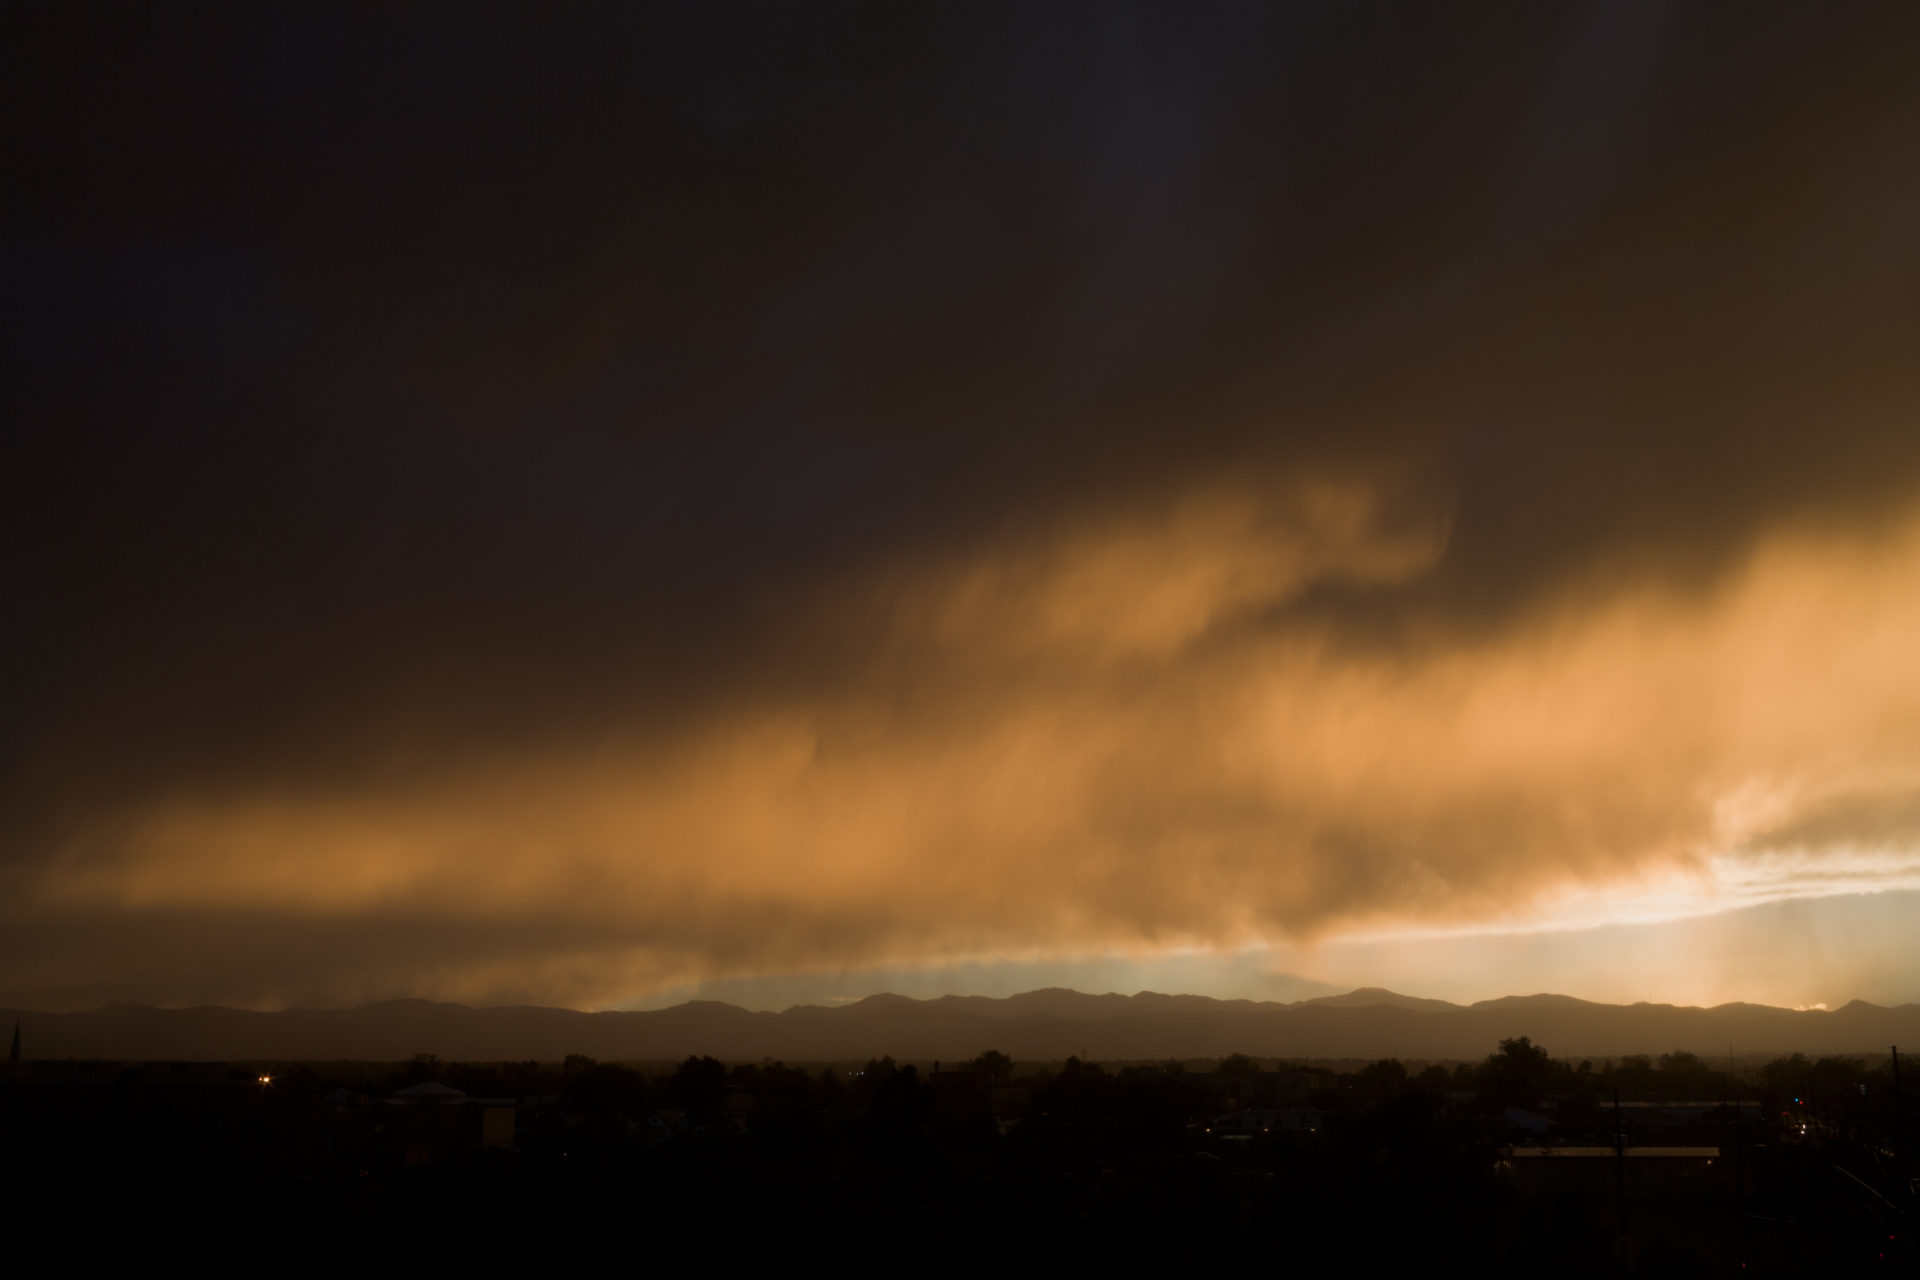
4,986,1908,1019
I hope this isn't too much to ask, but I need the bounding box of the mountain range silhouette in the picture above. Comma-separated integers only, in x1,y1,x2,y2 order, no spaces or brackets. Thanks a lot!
7,988,1915,1062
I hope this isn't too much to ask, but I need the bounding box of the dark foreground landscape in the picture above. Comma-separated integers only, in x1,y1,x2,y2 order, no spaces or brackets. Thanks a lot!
5,994,1916,1272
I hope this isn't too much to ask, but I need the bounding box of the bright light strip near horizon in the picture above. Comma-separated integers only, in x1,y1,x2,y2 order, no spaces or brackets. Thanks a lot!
1323,845,1920,944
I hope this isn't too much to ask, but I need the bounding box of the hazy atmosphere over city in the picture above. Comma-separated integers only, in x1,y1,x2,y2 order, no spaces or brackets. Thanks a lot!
7,2,1920,1015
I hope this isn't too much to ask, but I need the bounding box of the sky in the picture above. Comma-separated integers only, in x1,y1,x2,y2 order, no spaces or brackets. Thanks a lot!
5,3,1920,1014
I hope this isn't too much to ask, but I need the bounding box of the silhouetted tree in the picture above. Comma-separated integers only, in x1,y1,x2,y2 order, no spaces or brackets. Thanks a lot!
857,1057,930,1143
669,1055,728,1122
1028,1056,1113,1136
397,1053,443,1087
1479,1037,1553,1108
563,1062,650,1144
1354,1058,1409,1104
969,1049,1013,1086
816,1066,848,1112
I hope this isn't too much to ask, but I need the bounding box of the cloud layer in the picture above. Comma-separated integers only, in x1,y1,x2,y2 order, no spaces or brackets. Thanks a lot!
5,3,1919,1008
16,491,1920,1009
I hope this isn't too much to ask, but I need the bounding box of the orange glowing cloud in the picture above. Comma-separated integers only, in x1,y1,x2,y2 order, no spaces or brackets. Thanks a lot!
16,473,1920,1009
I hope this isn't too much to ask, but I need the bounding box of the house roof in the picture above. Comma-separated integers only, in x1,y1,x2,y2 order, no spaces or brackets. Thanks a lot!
390,1081,466,1100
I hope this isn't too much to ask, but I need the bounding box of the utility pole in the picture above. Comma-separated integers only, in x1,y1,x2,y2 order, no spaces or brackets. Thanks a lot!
1614,1087,1628,1271
1893,1045,1905,1198
1730,1085,1744,1269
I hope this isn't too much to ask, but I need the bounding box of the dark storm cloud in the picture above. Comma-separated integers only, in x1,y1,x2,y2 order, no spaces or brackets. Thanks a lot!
5,3,1919,1007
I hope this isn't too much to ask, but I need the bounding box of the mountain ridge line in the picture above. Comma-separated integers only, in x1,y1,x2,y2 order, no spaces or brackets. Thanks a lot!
6,987,1915,1062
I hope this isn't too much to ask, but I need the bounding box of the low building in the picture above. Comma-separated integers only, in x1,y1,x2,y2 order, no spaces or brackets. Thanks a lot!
1501,1146,1726,1199
1208,1107,1321,1139
376,1082,517,1163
